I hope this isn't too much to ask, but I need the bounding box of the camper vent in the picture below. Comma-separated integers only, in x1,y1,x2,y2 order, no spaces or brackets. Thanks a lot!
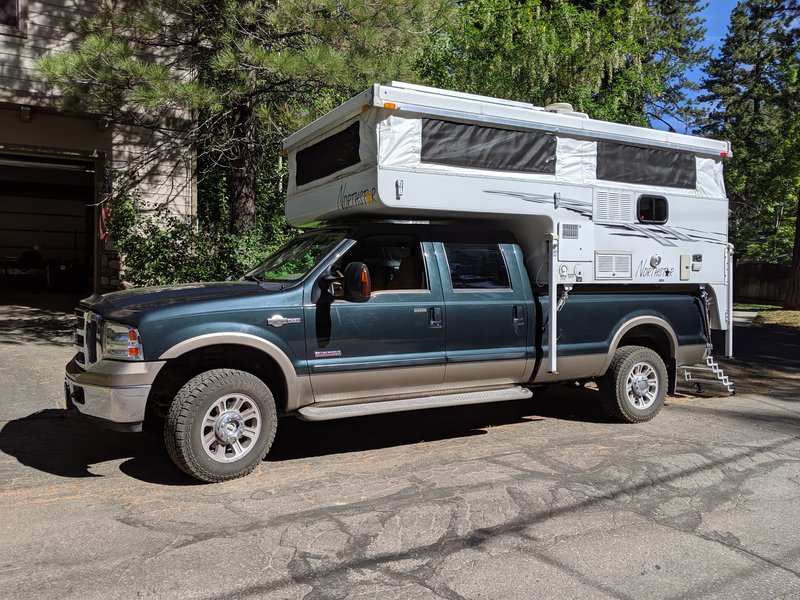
561,224,580,239
595,189,634,223
595,253,632,279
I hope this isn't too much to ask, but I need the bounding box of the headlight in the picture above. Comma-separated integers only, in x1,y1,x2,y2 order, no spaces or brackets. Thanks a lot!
102,321,144,361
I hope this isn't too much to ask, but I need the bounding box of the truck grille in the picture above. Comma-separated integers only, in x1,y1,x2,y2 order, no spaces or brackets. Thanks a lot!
74,308,100,368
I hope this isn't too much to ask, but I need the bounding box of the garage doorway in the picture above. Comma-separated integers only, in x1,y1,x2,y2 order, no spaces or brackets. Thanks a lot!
0,152,98,293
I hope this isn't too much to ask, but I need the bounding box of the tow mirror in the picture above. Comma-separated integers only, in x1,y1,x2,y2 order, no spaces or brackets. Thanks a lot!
343,262,371,302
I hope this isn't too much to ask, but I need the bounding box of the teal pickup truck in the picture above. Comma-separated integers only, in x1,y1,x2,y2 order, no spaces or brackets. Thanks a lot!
66,222,710,482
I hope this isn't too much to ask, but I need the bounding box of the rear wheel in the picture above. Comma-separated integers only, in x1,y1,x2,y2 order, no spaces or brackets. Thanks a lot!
165,369,277,482
599,346,667,423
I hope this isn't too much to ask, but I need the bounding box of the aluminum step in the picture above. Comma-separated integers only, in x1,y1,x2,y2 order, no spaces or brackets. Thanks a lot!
297,387,533,421
683,355,735,394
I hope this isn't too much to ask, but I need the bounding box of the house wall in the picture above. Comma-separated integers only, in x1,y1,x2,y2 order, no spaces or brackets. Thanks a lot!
0,0,196,291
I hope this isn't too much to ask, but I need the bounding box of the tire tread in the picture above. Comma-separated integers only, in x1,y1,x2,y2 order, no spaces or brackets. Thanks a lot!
599,346,666,423
164,369,277,483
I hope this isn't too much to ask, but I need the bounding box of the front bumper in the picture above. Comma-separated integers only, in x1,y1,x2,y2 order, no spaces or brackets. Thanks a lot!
64,357,166,431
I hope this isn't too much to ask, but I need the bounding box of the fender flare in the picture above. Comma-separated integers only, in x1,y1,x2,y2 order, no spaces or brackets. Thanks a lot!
159,332,307,411
599,316,678,375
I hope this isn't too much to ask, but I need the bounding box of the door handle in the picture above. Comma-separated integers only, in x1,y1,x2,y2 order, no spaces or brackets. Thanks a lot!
512,304,525,326
429,306,443,328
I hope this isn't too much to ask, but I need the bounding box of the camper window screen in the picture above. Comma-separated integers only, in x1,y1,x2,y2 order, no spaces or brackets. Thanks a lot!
597,141,696,189
421,119,556,174
295,122,361,187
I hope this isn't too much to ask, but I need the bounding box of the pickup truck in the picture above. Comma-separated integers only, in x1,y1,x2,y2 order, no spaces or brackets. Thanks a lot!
66,222,709,482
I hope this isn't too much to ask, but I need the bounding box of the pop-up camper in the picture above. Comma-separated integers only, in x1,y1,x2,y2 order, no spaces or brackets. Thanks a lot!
64,82,736,482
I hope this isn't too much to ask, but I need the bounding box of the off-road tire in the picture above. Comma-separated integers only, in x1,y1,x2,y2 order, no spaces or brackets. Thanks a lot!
165,369,277,482
599,346,667,423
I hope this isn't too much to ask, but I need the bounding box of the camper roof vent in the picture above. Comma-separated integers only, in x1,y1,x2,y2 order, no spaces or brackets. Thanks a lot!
544,102,589,119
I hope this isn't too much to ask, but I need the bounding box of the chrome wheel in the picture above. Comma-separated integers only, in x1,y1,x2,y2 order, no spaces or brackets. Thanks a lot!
625,361,659,409
599,346,667,423
201,393,262,463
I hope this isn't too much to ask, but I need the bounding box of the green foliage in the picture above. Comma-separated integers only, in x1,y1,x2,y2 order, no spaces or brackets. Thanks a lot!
698,0,800,264
106,191,291,286
415,0,709,127
36,0,450,284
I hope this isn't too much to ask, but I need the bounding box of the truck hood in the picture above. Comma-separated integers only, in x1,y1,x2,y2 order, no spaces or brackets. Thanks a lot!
81,281,282,321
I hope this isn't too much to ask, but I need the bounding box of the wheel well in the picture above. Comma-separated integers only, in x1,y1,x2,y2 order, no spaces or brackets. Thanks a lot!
148,344,289,419
616,324,676,393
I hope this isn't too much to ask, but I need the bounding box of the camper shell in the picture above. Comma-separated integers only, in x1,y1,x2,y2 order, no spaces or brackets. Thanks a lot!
283,81,733,343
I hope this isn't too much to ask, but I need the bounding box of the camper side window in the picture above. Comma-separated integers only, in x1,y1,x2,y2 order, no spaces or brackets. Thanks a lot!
638,195,668,224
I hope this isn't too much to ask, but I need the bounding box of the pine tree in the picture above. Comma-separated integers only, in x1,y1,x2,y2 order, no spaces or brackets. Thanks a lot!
645,0,710,130
37,0,450,235
415,0,709,127
779,0,800,307
698,0,800,278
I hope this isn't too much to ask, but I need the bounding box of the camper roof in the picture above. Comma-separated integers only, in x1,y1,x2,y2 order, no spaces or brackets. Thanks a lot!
283,82,731,158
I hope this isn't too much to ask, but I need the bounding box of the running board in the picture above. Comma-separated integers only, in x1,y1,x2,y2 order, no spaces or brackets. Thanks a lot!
297,387,533,421
683,355,735,395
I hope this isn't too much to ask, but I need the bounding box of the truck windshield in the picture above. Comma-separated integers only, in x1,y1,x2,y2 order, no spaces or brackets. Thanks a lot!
244,230,347,285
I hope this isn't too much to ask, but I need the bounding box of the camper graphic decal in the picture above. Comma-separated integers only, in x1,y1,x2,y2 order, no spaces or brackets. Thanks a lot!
485,189,727,247
337,183,376,211
485,190,593,217
635,260,675,278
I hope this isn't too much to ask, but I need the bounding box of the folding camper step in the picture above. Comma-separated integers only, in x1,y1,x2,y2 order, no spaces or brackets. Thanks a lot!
683,356,735,395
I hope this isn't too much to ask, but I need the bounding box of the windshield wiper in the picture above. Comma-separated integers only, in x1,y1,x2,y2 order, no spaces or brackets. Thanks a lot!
242,274,263,283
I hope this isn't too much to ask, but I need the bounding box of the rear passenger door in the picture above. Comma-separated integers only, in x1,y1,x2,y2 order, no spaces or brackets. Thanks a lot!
434,238,532,389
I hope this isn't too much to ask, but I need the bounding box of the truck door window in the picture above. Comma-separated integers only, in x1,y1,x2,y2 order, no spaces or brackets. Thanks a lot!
336,236,427,294
444,243,511,290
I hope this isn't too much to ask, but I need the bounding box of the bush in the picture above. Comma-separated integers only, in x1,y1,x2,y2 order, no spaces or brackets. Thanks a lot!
107,194,294,287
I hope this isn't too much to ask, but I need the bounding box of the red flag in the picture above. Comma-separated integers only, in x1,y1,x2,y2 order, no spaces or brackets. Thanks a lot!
98,203,110,241
99,170,112,241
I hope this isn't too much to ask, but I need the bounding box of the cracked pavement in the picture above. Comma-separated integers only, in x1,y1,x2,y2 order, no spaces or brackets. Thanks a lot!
1,295,799,599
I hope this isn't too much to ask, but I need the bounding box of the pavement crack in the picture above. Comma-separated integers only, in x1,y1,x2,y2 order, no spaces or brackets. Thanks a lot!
695,531,800,579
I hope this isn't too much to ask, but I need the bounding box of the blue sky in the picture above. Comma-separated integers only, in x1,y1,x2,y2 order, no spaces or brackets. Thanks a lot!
701,0,740,55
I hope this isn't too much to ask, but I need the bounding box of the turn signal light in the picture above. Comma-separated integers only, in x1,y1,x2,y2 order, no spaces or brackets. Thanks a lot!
360,266,370,296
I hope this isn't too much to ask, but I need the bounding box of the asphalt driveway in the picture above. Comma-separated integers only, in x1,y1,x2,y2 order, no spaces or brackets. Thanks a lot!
0,294,798,599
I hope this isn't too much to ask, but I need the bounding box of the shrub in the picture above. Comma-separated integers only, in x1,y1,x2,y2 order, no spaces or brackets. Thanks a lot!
106,193,294,287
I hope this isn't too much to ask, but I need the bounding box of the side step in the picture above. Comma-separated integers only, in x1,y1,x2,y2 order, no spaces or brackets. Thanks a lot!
297,387,533,421
683,355,735,395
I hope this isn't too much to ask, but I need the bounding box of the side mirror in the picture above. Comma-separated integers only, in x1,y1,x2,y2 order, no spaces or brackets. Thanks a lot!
343,262,371,303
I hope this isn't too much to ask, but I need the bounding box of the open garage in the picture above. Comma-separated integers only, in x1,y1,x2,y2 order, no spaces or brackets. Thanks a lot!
0,151,98,293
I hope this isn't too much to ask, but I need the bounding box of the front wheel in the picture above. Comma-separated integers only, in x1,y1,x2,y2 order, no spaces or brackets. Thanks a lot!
599,346,667,423
165,369,277,482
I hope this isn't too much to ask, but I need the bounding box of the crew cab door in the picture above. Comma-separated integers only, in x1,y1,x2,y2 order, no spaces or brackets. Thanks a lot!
304,232,446,403
433,238,532,389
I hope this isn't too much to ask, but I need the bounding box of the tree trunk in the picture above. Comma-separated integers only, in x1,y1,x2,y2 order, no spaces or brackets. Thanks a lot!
230,98,258,234
785,190,800,309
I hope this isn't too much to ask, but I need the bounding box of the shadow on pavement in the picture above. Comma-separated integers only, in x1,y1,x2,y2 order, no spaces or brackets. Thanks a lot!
712,324,800,370
267,385,610,462
1,387,610,482
0,409,198,486
0,291,85,346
